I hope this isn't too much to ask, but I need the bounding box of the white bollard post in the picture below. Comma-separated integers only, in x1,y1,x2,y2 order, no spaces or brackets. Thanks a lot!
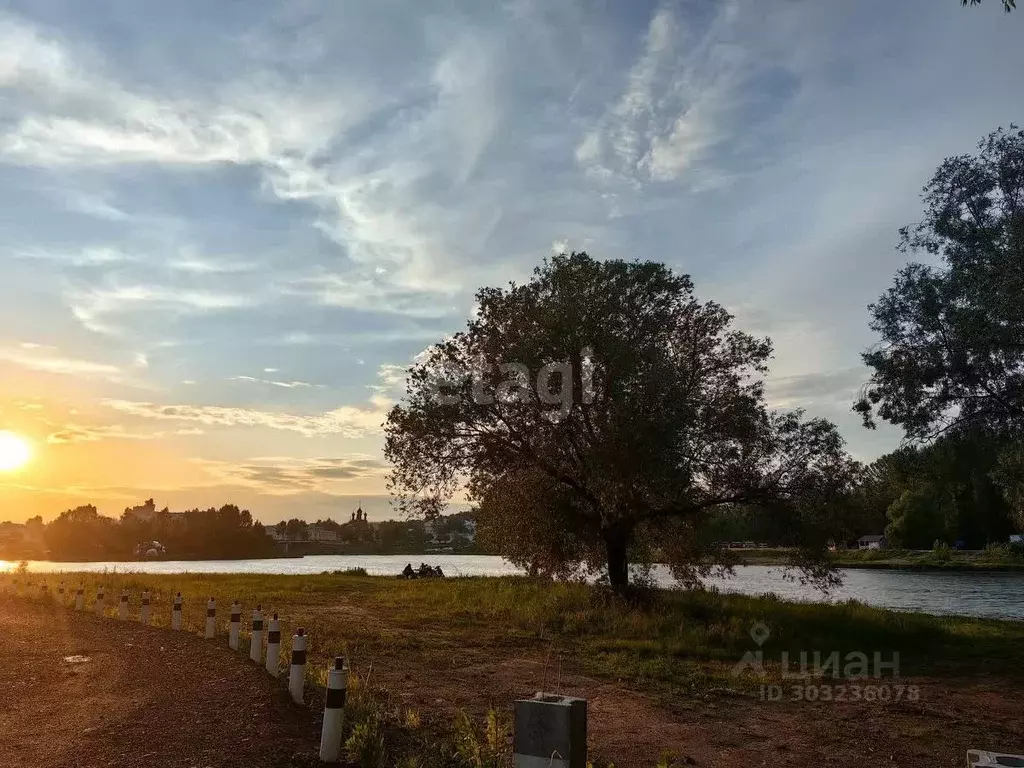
140,590,151,624
14,578,21,597
289,628,307,705
39,582,48,600
205,598,217,639
119,589,130,620
58,581,65,603
265,613,281,677
319,656,348,763
172,593,183,631
229,601,241,650
513,694,588,768
249,605,264,664
95,586,106,616
75,585,84,611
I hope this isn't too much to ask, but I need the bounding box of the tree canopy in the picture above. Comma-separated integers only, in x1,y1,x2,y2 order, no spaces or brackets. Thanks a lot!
963,0,1016,10
853,431,1017,549
857,126,1024,438
385,253,857,588
856,126,1024,528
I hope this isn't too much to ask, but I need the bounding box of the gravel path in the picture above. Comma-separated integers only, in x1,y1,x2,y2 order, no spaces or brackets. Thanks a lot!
0,596,320,767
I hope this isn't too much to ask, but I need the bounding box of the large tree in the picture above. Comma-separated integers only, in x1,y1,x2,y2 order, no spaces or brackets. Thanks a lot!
385,254,857,588
857,126,1024,529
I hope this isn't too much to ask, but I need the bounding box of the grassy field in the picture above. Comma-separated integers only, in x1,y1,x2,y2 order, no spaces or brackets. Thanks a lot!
4,570,1023,766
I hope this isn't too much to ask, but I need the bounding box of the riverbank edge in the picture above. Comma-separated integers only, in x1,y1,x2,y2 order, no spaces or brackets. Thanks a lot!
741,553,1024,572
11,554,1024,573
829,560,1024,571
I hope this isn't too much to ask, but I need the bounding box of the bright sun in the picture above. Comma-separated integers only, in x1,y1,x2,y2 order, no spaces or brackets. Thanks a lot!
0,431,31,472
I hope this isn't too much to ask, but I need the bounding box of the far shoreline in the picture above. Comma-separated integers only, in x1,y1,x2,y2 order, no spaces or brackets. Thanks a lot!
6,549,1024,573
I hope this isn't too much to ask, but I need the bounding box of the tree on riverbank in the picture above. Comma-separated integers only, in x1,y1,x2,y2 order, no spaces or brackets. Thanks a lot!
385,253,858,589
862,431,1018,549
857,126,1024,532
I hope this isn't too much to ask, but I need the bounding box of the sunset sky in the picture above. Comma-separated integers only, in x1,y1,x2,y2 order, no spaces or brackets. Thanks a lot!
0,0,1019,524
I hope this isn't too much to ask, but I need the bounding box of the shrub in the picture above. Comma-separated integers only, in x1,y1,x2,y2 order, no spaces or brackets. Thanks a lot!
345,719,386,768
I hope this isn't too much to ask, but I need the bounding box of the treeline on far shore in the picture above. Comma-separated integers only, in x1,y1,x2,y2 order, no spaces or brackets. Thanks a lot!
0,500,278,561
0,500,485,562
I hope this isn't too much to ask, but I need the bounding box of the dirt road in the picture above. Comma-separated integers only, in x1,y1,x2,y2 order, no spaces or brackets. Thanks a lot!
0,596,320,767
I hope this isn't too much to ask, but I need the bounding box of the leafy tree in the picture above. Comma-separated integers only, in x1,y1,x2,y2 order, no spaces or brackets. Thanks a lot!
885,486,950,549
963,0,1016,10
386,253,858,589
857,432,1017,547
283,518,309,540
856,126,1024,532
857,126,1024,439
44,505,117,559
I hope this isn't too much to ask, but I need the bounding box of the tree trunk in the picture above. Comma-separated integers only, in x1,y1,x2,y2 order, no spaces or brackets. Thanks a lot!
605,532,629,590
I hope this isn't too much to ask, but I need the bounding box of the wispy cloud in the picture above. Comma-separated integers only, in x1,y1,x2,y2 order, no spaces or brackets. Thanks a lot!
47,423,204,444
194,455,387,495
0,345,125,381
104,399,386,438
65,282,257,334
232,375,316,389
575,1,745,185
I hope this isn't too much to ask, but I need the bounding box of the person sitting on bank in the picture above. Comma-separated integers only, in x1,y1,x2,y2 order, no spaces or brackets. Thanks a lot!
402,563,415,579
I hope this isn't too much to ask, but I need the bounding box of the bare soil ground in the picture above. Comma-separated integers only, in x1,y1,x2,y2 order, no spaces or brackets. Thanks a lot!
323,594,1024,767
2,589,1023,767
0,596,320,768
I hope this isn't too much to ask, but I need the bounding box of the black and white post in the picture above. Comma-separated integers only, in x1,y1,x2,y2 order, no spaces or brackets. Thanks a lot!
75,585,84,611
205,597,217,639
58,581,65,602
319,657,348,763
229,601,241,650
95,586,106,616
119,588,130,620
265,613,281,677
140,590,151,624
249,604,263,664
289,628,307,704
172,592,183,631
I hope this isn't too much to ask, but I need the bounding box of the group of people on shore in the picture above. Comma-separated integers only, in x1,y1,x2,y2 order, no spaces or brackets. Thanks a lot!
400,562,445,579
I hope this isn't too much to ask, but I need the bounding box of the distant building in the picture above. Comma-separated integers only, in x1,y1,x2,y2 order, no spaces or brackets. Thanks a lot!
125,499,159,523
308,524,339,542
268,521,339,543
857,534,888,550
423,516,477,546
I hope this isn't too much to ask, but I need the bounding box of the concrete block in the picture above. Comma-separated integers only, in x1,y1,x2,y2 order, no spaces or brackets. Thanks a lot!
513,693,587,768
968,751,1024,767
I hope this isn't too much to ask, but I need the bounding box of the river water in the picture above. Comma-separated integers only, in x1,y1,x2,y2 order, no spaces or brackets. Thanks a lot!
6,554,1023,621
